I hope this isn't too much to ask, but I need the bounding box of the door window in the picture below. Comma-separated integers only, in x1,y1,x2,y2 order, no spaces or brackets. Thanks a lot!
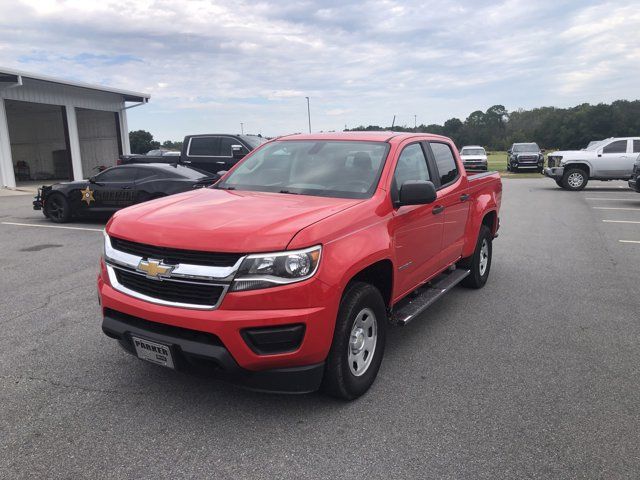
188,137,220,156
633,140,640,153
602,140,627,154
95,167,135,182
393,143,430,189
219,137,240,157
430,142,459,186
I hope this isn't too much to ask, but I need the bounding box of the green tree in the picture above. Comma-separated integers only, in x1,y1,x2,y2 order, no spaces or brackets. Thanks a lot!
129,130,160,154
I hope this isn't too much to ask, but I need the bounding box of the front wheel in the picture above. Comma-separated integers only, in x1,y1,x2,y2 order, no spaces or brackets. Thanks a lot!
459,225,492,289
555,178,564,188
562,168,588,191
44,193,71,223
322,282,387,400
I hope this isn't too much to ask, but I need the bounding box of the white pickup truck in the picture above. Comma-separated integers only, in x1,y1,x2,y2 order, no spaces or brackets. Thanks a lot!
544,137,640,190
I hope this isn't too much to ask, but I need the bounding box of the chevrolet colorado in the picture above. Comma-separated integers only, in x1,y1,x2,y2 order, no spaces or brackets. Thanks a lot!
98,132,502,399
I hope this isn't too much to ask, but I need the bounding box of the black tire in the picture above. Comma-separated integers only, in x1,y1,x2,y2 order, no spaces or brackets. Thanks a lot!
322,282,387,400
555,178,564,188
537,167,543,174
561,168,588,191
459,225,492,289
506,164,511,172
512,166,519,173
44,193,71,223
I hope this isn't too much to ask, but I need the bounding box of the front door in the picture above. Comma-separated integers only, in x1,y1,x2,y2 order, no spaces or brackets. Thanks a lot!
90,167,137,213
390,142,444,298
598,139,632,178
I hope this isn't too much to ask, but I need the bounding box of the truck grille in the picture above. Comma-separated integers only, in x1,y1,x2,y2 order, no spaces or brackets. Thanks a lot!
110,237,242,267
519,155,537,162
114,269,225,307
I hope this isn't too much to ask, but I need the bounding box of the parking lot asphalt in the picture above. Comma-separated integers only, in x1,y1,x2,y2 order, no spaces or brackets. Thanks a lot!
1,177,639,479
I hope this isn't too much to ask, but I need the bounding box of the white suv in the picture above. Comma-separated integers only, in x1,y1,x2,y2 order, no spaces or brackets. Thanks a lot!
459,145,488,171
544,137,640,190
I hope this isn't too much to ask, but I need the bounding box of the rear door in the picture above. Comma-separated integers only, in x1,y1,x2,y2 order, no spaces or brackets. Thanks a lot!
426,141,470,267
598,139,632,177
185,136,249,174
390,142,444,297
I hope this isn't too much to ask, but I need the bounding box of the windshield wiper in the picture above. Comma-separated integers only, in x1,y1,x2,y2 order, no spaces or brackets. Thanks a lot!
279,190,299,195
217,185,236,190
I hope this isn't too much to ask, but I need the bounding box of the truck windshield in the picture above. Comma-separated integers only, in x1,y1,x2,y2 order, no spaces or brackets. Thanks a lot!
513,143,539,153
461,148,485,155
216,140,390,199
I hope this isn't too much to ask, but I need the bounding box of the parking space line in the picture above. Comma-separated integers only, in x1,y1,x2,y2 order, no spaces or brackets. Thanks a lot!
593,207,640,211
1,221,103,232
603,220,640,224
619,240,640,244
585,197,639,201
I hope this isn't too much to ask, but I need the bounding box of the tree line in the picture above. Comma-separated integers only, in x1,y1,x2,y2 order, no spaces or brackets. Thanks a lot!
347,100,640,150
129,130,183,154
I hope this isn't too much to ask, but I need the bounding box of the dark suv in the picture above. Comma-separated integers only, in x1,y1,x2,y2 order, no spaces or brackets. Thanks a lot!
507,143,544,173
121,134,267,175
629,154,640,192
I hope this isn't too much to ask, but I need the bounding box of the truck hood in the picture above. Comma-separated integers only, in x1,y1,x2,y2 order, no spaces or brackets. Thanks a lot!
107,188,363,253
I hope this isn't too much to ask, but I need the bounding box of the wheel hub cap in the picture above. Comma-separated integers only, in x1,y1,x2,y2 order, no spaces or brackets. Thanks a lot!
479,239,489,276
348,308,377,377
568,173,583,188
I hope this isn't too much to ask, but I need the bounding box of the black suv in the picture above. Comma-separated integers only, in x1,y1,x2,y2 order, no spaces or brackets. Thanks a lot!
507,143,544,173
629,154,640,192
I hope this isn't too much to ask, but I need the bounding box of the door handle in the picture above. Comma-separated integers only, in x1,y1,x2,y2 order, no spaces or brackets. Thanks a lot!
216,161,226,165
432,205,445,215
460,194,470,202
121,186,131,190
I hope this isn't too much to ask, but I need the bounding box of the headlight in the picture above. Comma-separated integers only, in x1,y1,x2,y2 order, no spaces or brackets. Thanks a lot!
231,245,322,292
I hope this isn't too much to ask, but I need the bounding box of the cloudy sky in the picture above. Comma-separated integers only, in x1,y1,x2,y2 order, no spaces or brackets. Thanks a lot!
1,0,639,141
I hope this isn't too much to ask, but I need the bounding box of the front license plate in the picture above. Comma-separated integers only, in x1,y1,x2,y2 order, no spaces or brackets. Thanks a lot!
132,336,175,369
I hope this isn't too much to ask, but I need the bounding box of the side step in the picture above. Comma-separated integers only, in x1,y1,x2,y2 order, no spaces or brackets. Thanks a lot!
392,269,470,326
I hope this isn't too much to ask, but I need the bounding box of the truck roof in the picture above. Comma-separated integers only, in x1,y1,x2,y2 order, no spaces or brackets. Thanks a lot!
277,131,451,144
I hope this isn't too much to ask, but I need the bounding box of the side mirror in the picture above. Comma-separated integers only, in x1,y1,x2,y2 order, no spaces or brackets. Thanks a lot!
540,149,546,154
507,150,512,154
216,170,228,177
231,145,244,157
397,181,437,207
89,176,96,184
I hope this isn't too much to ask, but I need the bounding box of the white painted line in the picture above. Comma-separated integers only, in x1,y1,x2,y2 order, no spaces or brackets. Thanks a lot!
593,207,640,211
1,221,103,232
603,220,640,224
619,240,640,244
585,197,639,201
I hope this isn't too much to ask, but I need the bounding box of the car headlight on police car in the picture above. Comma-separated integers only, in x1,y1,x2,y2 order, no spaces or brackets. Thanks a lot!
231,245,322,291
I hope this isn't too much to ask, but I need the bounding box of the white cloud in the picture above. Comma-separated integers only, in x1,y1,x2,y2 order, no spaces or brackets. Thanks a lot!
0,0,638,140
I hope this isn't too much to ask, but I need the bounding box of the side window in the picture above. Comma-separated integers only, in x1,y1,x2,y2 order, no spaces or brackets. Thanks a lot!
430,142,458,185
393,143,430,189
96,167,135,182
602,140,627,154
633,140,640,153
219,137,245,157
188,137,220,156
135,168,158,181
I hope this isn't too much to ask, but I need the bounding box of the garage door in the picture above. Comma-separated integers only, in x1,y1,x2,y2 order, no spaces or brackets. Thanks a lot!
76,108,121,176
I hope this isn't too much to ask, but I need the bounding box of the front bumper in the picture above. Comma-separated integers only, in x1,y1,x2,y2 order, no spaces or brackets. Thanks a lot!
629,178,639,192
543,166,564,179
98,273,338,391
102,308,324,393
463,162,488,171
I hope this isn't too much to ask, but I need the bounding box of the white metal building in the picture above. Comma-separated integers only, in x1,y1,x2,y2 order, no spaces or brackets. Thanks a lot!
0,67,150,189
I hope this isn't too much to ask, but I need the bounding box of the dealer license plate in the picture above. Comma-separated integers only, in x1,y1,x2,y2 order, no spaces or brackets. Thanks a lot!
132,336,175,369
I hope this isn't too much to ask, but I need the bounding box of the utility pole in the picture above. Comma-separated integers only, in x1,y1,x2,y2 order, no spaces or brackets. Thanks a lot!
414,115,417,130
391,115,396,128
305,97,311,133
240,122,244,135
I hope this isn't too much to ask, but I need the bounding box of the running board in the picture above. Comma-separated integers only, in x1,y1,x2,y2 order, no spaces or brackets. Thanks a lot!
392,269,471,326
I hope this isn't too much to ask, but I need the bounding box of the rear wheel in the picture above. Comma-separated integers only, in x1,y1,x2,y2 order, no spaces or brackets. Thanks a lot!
562,168,588,191
322,282,387,400
44,193,71,223
459,225,492,289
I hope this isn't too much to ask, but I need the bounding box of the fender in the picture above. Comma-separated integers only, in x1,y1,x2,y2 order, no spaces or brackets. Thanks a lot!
563,159,593,176
461,190,498,259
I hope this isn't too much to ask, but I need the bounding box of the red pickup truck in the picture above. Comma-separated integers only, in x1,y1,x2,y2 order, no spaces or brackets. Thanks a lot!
99,132,502,399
